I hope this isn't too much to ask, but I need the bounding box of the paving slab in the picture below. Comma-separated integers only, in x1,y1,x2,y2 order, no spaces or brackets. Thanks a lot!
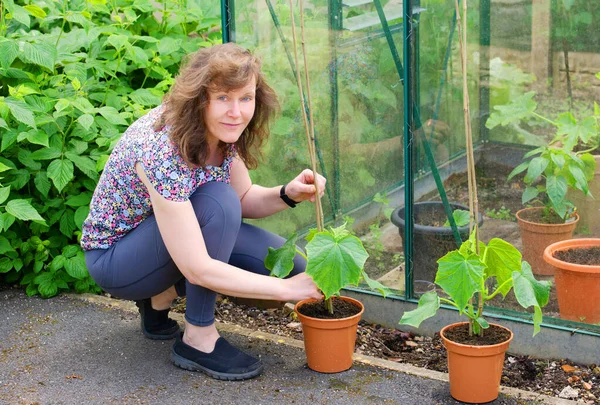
0,288,573,405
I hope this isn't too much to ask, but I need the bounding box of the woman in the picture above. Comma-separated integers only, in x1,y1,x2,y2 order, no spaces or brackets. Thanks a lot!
81,43,324,381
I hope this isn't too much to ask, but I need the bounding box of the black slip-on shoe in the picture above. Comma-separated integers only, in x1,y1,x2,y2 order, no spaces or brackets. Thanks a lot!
135,299,180,340
171,333,264,381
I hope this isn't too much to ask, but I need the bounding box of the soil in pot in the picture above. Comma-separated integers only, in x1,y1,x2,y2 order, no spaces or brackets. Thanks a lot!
297,298,362,319
443,323,512,346
555,247,600,265
517,207,567,225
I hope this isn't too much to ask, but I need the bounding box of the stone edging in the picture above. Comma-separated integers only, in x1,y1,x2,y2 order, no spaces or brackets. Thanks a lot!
70,293,577,405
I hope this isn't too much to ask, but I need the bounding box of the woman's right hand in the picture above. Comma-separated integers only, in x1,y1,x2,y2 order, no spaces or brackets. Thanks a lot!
282,273,323,302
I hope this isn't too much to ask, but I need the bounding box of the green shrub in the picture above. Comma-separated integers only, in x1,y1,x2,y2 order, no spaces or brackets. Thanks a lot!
0,0,220,297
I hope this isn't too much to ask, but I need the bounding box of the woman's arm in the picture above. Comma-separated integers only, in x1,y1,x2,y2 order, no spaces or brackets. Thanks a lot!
135,163,321,301
229,157,326,219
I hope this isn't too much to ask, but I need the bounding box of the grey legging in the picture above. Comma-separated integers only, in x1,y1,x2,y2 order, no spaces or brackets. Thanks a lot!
84,181,305,327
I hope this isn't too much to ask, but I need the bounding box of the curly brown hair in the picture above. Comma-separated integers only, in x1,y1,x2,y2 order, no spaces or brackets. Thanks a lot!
156,43,279,169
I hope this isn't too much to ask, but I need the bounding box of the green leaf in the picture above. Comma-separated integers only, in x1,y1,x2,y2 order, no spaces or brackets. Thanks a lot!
95,155,109,172
106,34,129,51
24,4,47,18
65,192,92,207
59,209,76,237
64,252,87,279
74,206,89,228
47,159,74,192
524,156,548,183
475,317,490,329
157,37,181,56
0,186,10,204
486,92,537,129
98,106,128,126
0,257,13,273
6,199,45,222
361,271,393,297
77,114,95,130
1,130,18,151
435,250,484,313
398,291,440,327
30,147,61,160
522,186,539,204
556,114,596,152
65,152,98,180
484,238,521,297
37,277,58,298
18,149,41,170
0,39,20,69
129,89,162,106
34,171,51,198
513,262,551,336
33,260,44,273
569,164,589,195
71,98,95,114
4,97,36,129
444,209,470,227
21,41,57,71
506,162,529,181
546,175,567,218
26,131,49,147
62,245,80,258
10,4,31,27
1,212,16,231
49,255,66,271
305,232,369,300
0,236,15,254
25,283,38,296
265,234,298,279
12,258,23,272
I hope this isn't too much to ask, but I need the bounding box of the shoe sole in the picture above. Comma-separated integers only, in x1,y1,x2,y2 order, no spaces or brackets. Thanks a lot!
171,349,264,381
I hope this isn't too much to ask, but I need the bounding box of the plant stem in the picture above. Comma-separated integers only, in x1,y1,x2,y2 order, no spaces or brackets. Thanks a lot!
439,297,461,310
531,111,557,127
295,248,307,261
487,278,513,301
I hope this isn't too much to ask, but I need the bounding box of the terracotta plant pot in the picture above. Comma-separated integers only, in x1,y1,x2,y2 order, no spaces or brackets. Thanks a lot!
441,322,513,404
543,238,600,324
516,207,579,275
295,296,364,373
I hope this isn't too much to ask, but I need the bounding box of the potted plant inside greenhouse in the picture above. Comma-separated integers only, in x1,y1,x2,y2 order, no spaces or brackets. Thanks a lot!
398,2,550,402
542,238,600,324
264,2,390,373
390,202,482,284
486,92,597,275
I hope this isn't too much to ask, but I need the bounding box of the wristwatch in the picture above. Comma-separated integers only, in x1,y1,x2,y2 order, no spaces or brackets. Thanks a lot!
280,184,299,208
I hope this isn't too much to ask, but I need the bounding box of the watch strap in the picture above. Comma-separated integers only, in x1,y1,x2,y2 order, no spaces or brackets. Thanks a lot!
280,184,298,208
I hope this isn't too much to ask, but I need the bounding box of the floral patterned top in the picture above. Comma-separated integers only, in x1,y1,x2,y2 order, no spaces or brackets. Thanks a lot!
81,105,236,250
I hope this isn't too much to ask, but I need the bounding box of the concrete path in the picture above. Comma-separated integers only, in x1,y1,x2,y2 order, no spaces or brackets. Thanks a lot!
0,288,573,405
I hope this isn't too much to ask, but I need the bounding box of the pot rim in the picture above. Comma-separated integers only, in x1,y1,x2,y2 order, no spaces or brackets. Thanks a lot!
391,201,483,234
440,322,514,349
295,296,364,322
515,207,579,227
543,238,600,273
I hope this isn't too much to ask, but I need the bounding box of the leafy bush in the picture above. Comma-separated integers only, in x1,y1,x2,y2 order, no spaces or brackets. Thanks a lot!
0,0,220,297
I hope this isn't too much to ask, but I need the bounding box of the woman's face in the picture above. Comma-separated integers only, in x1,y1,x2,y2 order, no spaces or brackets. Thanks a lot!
205,76,257,148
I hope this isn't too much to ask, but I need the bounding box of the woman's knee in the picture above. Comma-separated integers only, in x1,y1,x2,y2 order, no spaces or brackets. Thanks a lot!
189,182,241,227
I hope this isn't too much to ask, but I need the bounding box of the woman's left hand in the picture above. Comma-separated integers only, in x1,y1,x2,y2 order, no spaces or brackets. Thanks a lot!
285,169,326,203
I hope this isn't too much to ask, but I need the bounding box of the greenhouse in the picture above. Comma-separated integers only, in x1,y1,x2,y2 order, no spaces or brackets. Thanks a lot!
1,0,599,403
